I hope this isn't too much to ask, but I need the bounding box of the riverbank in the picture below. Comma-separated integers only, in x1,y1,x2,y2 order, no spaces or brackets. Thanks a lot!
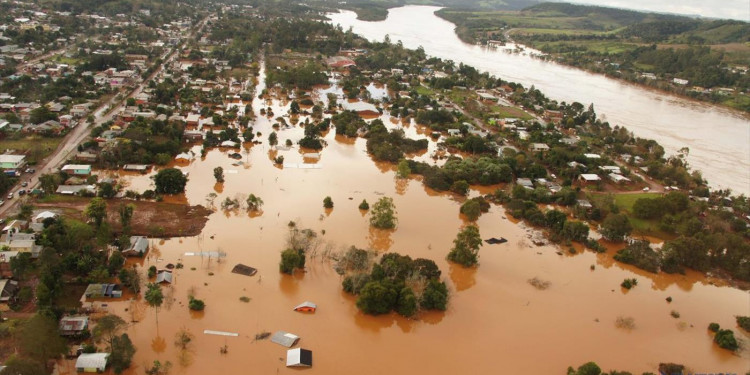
433,6,750,113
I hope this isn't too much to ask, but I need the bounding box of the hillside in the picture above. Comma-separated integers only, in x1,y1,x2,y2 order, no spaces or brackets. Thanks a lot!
434,2,750,112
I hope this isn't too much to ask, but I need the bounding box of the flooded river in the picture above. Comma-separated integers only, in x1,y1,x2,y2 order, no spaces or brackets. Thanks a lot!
327,6,750,196
58,56,750,375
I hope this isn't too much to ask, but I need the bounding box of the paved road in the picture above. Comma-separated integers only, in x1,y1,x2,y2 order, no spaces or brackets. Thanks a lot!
0,18,208,218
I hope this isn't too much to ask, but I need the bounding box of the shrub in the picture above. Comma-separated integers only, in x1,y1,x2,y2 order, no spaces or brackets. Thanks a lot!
239,296,251,303
736,316,750,332
148,266,157,279
708,322,720,332
670,310,680,318
323,196,333,209
614,241,660,273
188,297,205,311
280,248,305,274
358,199,369,210
620,278,638,289
714,329,738,351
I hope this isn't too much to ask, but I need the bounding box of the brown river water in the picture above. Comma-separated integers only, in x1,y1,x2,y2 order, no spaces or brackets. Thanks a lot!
327,6,750,196
55,57,750,375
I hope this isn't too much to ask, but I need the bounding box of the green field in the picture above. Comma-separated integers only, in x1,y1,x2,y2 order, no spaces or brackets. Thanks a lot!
0,137,63,164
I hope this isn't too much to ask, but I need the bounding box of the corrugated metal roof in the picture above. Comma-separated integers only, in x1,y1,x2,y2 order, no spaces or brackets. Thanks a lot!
271,331,300,348
75,353,109,369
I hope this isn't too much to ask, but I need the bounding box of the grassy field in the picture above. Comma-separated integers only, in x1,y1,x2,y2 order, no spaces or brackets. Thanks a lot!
613,192,662,212
415,85,434,96
490,105,533,119
0,136,64,164
612,193,677,238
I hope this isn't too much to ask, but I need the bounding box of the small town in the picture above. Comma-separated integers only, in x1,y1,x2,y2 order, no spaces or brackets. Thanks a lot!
0,1,745,375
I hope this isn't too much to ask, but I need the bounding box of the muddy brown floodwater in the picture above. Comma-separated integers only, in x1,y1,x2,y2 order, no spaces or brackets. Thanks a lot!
59,61,750,375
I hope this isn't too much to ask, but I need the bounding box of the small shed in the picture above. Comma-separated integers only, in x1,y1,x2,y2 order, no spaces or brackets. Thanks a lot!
271,331,300,348
75,353,109,373
293,301,317,312
286,348,312,367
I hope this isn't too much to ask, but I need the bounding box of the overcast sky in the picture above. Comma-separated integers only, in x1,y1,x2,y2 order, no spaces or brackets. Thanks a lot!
560,0,749,21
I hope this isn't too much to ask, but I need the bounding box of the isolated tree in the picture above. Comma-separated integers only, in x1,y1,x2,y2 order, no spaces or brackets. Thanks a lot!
268,131,278,147
280,248,305,274
447,225,482,267
20,314,67,363
85,197,108,227
94,314,127,350
110,333,136,374
145,283,164,326
213,166,224,183
370,197,397,229
460,199,481,221
119,204,135,234
323,196,333,209
358,199,369,210
154,168,188,194
246,194,264,211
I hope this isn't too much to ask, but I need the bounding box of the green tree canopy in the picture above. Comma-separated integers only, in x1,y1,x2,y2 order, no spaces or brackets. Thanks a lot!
85,197,108,227
369,197,397,229
154,168,188,194
20,314,68,363
447,225,482,267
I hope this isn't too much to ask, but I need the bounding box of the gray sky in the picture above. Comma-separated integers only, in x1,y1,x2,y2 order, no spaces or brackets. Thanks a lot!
561,0,749,21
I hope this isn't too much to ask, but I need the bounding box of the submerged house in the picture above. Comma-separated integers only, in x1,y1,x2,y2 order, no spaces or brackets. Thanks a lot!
271,331,300,348
156,270,173,284
286,348,312,367
122,236,148,257
293,301,317,312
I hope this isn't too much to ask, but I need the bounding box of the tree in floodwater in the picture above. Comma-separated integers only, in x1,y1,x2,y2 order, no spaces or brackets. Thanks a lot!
369,197,397,229
447,225,482,267
145,283,164,327
213,166,224,183
246,194,264,211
